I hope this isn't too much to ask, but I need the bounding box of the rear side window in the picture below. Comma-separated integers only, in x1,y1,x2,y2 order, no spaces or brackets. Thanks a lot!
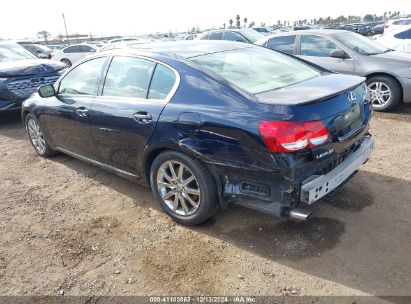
59,57,106,95
266,35,296,54
102,56,155,98
199,33,210,40
393,20,411,25
148,64,177,100
394,29,411,39
301,35,341,57
209,32,223,40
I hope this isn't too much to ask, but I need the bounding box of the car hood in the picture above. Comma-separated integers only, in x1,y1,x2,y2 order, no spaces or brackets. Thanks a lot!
255,74,365,105
370,50,411,62
0,59,66,77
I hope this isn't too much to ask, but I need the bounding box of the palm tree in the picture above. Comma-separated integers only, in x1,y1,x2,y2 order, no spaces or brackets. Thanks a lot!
243,17,248,28
236,14,241,29
37,31,50,44
229,19,233,28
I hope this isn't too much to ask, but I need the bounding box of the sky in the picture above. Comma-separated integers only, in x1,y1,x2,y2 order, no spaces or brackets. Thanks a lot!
0,0,410,39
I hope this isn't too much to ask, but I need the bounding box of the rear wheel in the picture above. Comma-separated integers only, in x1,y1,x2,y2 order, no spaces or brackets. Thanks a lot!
150,151,218,225
366,75,401,111
25,114,55,157
61,58,72,68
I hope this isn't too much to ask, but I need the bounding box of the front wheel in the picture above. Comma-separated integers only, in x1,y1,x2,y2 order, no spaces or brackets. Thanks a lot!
150,151,218,225
61,58,72,68
366,76,401,111
25,114,55,157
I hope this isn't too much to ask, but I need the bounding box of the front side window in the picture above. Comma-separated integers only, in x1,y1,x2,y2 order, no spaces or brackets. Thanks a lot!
224,32,247,42
199,33,210,40
59,57,106,95
148,64,177,100
209,32,223,40
63,46,81,53
80,45,96,53
300,35,341,57
266,35,296,54
102,56,155,98
192,46,320,94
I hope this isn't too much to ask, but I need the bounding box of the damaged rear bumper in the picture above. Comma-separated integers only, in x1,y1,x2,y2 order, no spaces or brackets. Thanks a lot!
300,136,374,204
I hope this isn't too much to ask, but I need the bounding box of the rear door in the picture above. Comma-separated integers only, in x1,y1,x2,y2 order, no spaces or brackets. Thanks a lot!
298,34,355,74
264,35,297,55
89,56,178,174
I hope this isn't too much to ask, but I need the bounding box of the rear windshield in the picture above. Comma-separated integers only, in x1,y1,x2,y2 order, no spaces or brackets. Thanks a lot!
192,46,320,94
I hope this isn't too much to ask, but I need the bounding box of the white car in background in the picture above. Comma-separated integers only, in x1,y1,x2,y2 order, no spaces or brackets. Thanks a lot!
377,26,411,53
384,18,411,33
51,44,99,67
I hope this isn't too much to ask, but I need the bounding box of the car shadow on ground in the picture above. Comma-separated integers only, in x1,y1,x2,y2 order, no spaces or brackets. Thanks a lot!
0,111,25,140
53,152,411,296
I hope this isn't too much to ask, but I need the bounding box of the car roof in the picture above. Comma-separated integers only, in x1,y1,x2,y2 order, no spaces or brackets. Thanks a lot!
108,40,253,59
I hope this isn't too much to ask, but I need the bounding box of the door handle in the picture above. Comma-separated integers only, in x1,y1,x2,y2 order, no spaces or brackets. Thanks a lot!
75,106,89,117
133,111,152,123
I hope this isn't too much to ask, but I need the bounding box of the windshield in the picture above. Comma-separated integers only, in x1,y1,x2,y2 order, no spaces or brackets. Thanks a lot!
240,30,265,43
334,32,388,55
0,44,37,61
192,46,320,94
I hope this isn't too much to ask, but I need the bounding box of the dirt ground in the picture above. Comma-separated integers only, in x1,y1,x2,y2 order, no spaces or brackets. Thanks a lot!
0,105,410,298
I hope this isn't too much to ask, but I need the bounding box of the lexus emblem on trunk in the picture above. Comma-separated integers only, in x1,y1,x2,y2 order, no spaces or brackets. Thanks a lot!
348,92,357,103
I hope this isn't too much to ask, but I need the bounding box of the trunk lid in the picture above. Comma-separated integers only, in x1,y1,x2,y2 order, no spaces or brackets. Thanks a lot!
256,74,372,154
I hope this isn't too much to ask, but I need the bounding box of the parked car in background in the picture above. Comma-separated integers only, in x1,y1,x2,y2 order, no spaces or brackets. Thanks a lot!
376,26,411,53
47,45,66,50
99,39,155,52
256,29,411,111
22,41,373,225
371,23,385,35
51,43,99,67
384,18,411,33
0,42,65,112
253,27,271,35
196,29,264,43
107,37,140,44
20,43,52,59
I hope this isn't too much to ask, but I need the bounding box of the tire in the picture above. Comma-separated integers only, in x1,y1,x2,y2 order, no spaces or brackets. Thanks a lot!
25,114,55,157
366,75,401,112
61,58,72,68
150,150,219,225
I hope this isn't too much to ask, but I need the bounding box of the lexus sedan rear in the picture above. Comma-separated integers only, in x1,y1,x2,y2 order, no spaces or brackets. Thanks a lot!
22,41,373,225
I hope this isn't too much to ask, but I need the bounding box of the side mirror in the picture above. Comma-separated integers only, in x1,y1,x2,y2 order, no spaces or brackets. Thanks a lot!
330,50,349,59
37,53,48,59
38,84,56,98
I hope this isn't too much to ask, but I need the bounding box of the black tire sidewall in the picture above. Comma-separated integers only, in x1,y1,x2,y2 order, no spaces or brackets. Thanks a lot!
366,76,401,111
150,151,218,225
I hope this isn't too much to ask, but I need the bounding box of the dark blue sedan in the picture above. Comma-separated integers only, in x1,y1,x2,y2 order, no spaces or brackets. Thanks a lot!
22,41,374,225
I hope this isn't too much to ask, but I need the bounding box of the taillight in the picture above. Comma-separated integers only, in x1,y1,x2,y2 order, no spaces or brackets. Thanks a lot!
259,121,330,153
384,23,389,28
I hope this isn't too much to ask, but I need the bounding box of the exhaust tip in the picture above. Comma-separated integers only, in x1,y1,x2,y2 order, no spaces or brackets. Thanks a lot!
288,208,312,221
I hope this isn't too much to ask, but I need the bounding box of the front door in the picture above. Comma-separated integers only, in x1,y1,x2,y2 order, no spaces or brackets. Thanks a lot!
41,56,108,158
298,34,355,74
89,56,178,175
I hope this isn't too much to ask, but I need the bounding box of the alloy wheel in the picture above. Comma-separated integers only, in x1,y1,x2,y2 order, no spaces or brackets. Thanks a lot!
367,81,392,109
156,160,201,216
27,119,46,154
